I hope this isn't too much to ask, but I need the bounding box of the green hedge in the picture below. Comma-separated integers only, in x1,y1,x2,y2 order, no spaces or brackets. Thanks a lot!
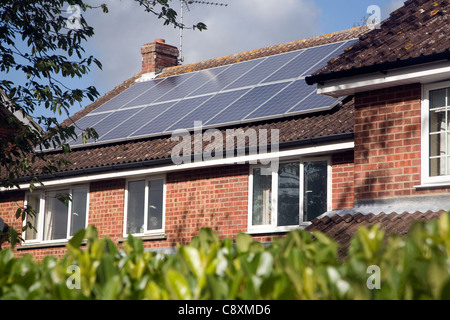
1,212,450,300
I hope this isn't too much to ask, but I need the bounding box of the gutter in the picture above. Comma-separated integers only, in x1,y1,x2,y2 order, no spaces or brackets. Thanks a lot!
14,132,354,184
305,51,450,85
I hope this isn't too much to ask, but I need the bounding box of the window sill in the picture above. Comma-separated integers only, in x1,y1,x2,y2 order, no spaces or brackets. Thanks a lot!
118,233,167,243
415,182,450,189
17,240,81,250
247,223,311,235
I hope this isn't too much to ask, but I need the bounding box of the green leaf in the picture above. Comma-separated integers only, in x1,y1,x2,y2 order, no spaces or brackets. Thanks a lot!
165,269,192,300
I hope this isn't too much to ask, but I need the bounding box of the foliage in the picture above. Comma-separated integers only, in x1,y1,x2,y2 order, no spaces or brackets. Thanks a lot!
1,213,450,300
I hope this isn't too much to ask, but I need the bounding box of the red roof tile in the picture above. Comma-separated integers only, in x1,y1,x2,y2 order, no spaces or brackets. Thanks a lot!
308,0,450,82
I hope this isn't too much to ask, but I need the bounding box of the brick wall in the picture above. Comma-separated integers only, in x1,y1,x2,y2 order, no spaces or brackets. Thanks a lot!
1,154,354,258
332,151,354,210
354,83,450,201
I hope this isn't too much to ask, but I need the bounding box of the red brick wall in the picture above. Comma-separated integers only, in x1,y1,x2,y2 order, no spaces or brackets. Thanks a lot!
332,151,354,210
2,155,354,258
354,83,450,201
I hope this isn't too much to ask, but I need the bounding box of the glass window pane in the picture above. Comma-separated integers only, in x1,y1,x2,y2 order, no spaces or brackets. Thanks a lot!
277,162,299,226
127,180,145,234
148,179,164,231
25,194,40,241
429,133,443,157
44,190,69,240
252,168,272,226
70,188,88,236
430,88,447,109
429,110,445,133
303,161,328,221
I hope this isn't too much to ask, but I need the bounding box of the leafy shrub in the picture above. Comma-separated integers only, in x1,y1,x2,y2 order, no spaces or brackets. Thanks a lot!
1,213,450,300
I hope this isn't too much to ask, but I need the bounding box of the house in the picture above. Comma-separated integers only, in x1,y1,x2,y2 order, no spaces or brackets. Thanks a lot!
1,0,448,259
0,27,364,258
305,0,450,256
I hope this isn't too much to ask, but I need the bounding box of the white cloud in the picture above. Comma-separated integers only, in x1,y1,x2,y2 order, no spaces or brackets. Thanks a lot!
82,0,322,94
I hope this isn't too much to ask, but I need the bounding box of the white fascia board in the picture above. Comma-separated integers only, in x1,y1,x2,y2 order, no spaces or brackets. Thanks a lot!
4,140,354,191
317,60,450,98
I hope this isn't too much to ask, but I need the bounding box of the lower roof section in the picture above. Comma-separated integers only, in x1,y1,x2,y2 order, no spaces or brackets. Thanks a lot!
7,97,354,185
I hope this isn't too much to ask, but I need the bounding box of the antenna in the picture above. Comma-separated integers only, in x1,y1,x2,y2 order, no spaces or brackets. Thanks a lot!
178,0,228,63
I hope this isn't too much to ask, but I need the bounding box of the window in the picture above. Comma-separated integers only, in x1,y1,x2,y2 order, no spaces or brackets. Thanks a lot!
422,82,450,185
124,175,165,236
23,186,89,243
249,158,330,233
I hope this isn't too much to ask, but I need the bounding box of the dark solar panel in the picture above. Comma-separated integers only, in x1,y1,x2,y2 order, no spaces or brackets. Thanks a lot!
131,96,211,137
90,81,158,114
223,50,301,90
206,82,289,126
245,80,316,119
262,42,344,83
166,89,250,131
100,101,177,141
67,39,356,148
187,59,263,96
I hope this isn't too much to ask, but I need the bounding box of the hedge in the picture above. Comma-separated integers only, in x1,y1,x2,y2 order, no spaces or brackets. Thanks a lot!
1,212,450,300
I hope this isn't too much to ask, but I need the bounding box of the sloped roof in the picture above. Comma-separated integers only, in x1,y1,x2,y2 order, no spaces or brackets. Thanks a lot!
62,27,366,128
9,28,367,181
306,210,446,258
14,98,354,181
306,0,450,84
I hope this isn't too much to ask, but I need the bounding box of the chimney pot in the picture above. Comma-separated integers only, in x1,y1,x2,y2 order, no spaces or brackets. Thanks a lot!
155,39,165,43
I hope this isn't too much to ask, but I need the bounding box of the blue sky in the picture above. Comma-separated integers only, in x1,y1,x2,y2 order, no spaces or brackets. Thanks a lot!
3,0,405,123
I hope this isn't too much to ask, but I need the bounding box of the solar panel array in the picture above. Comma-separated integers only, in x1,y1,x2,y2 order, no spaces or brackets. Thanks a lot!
69,39,358,147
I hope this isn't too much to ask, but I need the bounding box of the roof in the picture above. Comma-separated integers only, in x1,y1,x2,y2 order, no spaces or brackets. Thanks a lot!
306,0,450,84
62,27,366,128
306,210,446,258
7,28,367,182
13,98,354,181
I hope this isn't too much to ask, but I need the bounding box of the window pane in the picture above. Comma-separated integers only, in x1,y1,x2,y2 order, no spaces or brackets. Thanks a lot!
277,162,299,226
303,161,327,221
252,168,272,226
430,88,447,109
429,110,445,133
148,179,164,230
44,190,69,240
70,188,88,236
127,180,145,234
25,194,40,241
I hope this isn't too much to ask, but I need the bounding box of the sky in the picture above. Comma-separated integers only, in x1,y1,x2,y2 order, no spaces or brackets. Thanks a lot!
5,0,406,122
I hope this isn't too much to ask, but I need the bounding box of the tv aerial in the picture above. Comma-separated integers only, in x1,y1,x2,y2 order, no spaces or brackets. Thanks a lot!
179,0,228,63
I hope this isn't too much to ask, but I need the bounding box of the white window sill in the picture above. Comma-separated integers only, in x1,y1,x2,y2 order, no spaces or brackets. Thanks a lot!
247,223,311,235
415,182,450,189
118,233,167,242
17,239,75,250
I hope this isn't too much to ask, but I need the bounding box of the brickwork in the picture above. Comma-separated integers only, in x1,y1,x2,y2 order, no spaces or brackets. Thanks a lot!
332,151,354,210
354,83,450,201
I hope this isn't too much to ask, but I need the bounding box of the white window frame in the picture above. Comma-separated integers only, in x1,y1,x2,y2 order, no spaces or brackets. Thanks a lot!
248,156,332,234
123,174,166,237
23,185,89,244
421,80,450,186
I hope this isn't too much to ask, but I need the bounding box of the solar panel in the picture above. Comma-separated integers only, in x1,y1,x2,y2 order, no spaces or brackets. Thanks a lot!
131,96,211,138
206,82,289,126
100,101,177,142
90,81,158,114
244,80,316,119
166,89,251,132
67,39,357,148
187,58,264,97
262,41,345,83
223,50,302,90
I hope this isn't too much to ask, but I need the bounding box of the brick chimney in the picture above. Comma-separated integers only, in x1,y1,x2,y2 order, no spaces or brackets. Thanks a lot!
141,39,179,74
